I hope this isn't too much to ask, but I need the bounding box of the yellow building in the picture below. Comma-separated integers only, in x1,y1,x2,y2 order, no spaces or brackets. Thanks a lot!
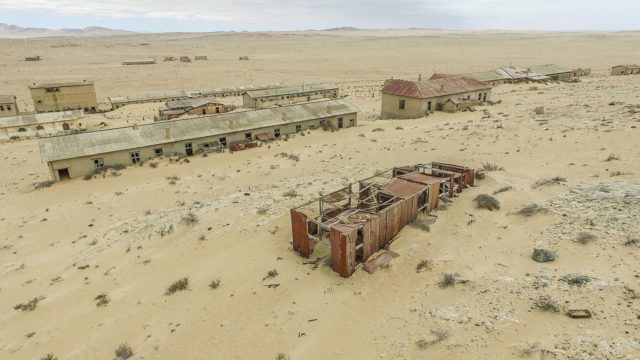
380,77,492,119
29,81,98,113
0,95,19,117
38,99,358,181
243,83,339,109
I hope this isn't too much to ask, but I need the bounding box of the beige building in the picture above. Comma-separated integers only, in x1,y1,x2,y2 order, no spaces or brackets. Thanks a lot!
0,95,19,117
156,99,234,121
611,65,640,75
1,110,84,141
380,77,492,119
432,64,591,86
243,83,339,109
38,99,358,181
29,81,98,113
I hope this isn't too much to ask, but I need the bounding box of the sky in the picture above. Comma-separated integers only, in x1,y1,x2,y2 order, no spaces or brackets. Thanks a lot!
0,0,637,32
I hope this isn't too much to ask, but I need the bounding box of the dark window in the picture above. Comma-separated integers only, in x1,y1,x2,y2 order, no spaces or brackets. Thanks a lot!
483,93,487,102
219,137,227,146
399,99,405,109
93,158,104,169
18,128,27,132
130,152,140,164
338,118,344,128
185,143,193,156
245,132,252,140
295,125,302,132
62,123,70,131
6,105,10,111
274,128,281,138
427,101,432,111
0,105,4,111
478,94,482,100
349,119,354,126
154,148,163,156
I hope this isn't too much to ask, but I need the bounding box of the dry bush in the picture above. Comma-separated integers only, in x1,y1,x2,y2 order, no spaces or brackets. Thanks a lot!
181,212,198,224
95,293,110,307
40,354,58,360
264,269,279,280
410,214,431,232
416,327,451,349
165,277,189,295
493,186,512,195
533,295,560,313
275,353,290,360
474,194,500,211
562,274,592,287
372,128,385,132
256,207,269,215
166,175,180,184
283,189,301,198
33,181,54,190
514,203,545,217
624,237,640,247
14,296,45,311
438,273,457,288
605,153,620,161
533,176,567,188
474,170,486,180
576,232,596,244
114,343,134,359
209,279,221,289
481,162,504,171
416,259,432,273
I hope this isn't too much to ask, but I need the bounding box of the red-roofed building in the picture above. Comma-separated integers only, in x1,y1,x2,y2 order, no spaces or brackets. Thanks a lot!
380,77,492,119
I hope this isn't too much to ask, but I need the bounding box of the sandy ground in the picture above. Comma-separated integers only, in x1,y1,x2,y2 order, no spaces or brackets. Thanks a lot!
1,30,640,359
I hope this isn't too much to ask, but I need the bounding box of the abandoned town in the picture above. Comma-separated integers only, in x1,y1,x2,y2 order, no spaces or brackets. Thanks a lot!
1,13,640,360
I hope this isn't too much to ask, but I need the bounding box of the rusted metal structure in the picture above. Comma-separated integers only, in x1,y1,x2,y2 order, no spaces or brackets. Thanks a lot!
290,162,475,277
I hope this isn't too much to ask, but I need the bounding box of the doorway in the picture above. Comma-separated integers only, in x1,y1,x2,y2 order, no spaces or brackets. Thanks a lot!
185,143,193,156
57,168,70,181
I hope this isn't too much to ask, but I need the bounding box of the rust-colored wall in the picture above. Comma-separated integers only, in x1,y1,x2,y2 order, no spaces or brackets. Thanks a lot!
330,225,357,278
291,209,312,258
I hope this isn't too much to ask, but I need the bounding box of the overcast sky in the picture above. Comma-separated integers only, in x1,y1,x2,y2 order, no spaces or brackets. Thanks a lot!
0,0,637,32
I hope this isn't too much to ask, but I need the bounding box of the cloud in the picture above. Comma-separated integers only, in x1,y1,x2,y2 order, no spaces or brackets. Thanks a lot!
0,0,637,30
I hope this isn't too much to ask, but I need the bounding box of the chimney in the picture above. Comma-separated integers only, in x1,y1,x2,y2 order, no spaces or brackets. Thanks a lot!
165,128,171,139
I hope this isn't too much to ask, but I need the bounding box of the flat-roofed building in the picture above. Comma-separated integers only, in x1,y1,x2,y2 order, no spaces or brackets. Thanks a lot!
29,81,98,113
381,77,491,119
38,99,358,181
0,95,19,117
611,64,640,75
0,110,84,140
156,98,234,121
243,83,339,109
122,58,157,65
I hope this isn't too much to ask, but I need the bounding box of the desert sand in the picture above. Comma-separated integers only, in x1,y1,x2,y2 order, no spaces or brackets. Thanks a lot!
0,30,640,359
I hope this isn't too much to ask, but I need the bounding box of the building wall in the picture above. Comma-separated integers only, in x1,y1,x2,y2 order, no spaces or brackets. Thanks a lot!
30,84,98,113
611,66,640,75
0,119,81,141
380,89,491,119
46,113,357,181
244,89,339,109
0,99,19,117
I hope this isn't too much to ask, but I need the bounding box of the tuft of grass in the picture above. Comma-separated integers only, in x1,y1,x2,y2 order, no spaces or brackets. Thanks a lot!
114,343,134,360
14,296,45,312
209,279,221,289
416,327,451,349
533,295,560,313
576,232,596,244
493,186,512,195
416,260,432,273
166,175,180,184
474,170,486,180
410,214,431,232
264,269,279,280
275,353,290,360
481,163,504,171
40,354,58,360
514,203,545,217
624,237,640,247
533,176,567,188
562,274,592,287
181,212,198,224
256,207,269,215
474,194,500,211
165,277,189,295
438,273,457,288
605,153,620,161
283,189,301,198
95,293,110,307
372,128,385,132
33,181,54,190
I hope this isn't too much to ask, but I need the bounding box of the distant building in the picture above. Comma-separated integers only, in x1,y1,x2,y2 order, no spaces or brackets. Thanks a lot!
29,81,98,113
381,77,491,119
38,99,358,181
527,64,590,81
122,58,157,65
432,64,591,86
156,98,234,121
25,56,41,61
0,110,84,141
0,95,19,117
611,65,640,75
243,83,339,109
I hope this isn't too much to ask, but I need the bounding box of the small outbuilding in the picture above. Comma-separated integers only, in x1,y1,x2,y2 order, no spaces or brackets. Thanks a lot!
243,83,339,109
156,98,234,121
611,65,640,75
0,95,19,117
1,110,84,141
122,58,157,65
30,80,98,113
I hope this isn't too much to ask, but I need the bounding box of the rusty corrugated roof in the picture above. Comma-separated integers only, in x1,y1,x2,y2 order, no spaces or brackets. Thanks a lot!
382,77,490,99
383,178,428,199
398,172,445,185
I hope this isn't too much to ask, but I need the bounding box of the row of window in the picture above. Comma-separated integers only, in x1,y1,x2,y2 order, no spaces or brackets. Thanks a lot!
0,104,13,111
398,92,489,110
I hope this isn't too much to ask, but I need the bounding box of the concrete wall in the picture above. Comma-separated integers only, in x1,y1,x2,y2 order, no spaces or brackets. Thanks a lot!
30,84,98,113
0,99,19,117
0,119,81,141
243,89,339,109
46,113,357,181
611,66,640,75
380,89,491,119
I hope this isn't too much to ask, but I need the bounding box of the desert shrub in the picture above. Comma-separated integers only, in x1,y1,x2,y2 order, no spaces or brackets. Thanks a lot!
481,163,504,171
514,203,545,216
533,295,560,313
474,194,500,211
33,181,54,190
14,296,45,311
372,128,385,132
181,212,198,224
562,274,592,287
166,175,180,184
410,214,431,232
605,153,620,161
474,170,486,180
265,269,279,280
624,237,640,246
395,126,404,130
416,327,451,349
416,260,432,273
256,207,269,215
275,353,290,360
283,189,300,198
209,279,221,289
95,293,110,307
493,186,512,195
148,162,158,168
40,354,58,360
165,277,189,295
438,273,457,288
576,232,596,244
533,176,567,188
114,343,134,359
287,154,300,162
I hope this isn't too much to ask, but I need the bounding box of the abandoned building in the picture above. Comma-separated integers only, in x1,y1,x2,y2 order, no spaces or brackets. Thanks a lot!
156,98,234,121
25,56,41,61
431,64,591,86
242,83,339,109
122,58,157,65
195,56,208,61
0,95,19,117
29,81,98,113
381,77,492,119
38,99,357,181
611,64,640,75
108,84,283,110
291,162,475,277
527,64,590,81
1,110,84,141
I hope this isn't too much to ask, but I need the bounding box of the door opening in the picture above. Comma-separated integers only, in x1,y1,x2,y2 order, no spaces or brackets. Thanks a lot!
185,143,193,156
58,168,70,181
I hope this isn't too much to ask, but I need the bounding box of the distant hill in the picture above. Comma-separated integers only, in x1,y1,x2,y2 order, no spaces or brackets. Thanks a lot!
0,23,136,38
322,27,360,31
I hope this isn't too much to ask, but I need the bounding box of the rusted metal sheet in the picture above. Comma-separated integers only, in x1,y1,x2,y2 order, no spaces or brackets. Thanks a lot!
291,209,312,258
382,77,490,99
432,162,474,189
330,224,357,278
384,178,428,199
